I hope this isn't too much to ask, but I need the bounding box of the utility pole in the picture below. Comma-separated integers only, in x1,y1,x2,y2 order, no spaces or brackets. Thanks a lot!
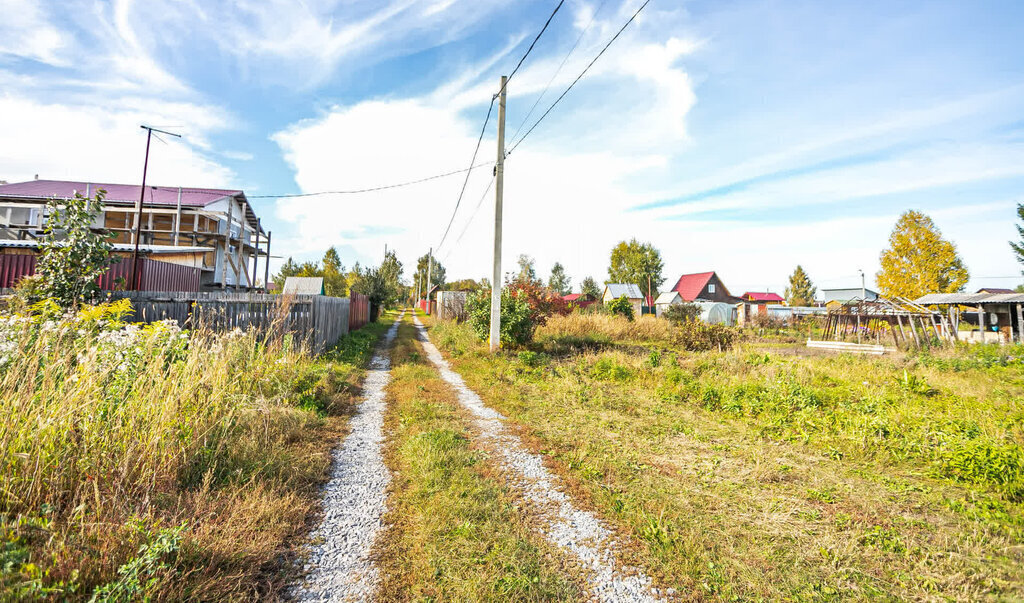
426,247,433,314
131,125,180,290
489,76,507,352
858,269,865,302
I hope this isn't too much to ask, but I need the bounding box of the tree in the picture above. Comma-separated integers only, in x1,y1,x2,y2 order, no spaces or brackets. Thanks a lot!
607,239,664,302
784,265,816,306
515,254,539,285
274,257,302,285
322,247,347,297
548,262,571,295
447,278,485,292
1011,202,1024,274
877,210,969,299
414,253,446,293
357,250,403,316
581,276,601,299
36,189,114,308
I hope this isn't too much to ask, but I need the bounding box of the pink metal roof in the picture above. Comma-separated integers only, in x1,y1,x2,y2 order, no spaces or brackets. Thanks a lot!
742,291,785,302
0,179,241,207
671,271,715,301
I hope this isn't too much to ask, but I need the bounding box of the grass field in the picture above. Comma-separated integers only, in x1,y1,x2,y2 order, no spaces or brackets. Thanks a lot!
428,313,1024,600
0,302,391,601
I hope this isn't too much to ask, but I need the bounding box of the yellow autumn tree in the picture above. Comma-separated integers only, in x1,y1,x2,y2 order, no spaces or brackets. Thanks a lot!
876,210,969,299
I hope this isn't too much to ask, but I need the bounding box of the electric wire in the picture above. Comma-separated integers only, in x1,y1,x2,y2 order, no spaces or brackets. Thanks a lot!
434,0,566,255
442,175,496,263
507,0,608,144
507,0,652,157
434,97,496,252
247,162,493,198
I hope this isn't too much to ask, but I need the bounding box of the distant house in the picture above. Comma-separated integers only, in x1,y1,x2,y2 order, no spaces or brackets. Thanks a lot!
0,179,269,290
669,271,737,303
603,283,645,316
822,287,879,305
283,276,324,295
654,290,683,317
740,291,785,305
977,287,1015,294
563,292,597,309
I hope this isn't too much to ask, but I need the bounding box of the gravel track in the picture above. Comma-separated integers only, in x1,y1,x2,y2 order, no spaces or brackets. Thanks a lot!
412,316,669,602
292,312,403,602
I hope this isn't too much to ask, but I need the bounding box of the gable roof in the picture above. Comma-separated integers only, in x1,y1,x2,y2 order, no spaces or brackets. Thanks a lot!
655,291,682,305
0,179,262,232
977,287,1014,294
670,271,719,301
741,291,784,303
604,283,644,299
282,276,324,295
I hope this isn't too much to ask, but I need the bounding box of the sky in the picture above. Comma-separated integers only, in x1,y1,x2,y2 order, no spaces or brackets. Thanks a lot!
1,0,1023,295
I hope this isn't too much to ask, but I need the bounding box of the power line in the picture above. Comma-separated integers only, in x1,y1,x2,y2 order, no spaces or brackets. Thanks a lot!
435,97,496,251
507,0,608,143
247,162,493,198
507,0,652,156
501,0,566,93
435,0,566,254
442,175,496,263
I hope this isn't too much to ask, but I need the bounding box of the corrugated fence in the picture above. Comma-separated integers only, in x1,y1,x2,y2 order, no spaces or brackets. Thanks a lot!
0,254,201,291
106,291,354,354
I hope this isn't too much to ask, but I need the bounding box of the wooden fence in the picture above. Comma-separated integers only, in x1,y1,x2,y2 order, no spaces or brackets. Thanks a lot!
105,291,353,354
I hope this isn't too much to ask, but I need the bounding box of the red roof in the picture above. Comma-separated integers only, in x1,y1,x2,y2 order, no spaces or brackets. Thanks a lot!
0,179,242,207
671,271,715,301
563,293,582,301
741,291,784,303
977,287,1014,294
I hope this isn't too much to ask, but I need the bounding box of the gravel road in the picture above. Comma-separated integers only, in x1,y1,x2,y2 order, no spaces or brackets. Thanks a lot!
412,316,669,602
292,312,403,602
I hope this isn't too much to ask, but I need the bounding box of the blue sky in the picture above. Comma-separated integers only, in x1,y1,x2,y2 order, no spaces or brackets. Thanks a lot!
1,0,1023,294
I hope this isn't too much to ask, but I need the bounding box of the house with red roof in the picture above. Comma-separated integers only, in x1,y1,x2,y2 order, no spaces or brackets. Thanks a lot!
0,179,268,291
563,292,597,309
669,271,737,303
740,291,785,305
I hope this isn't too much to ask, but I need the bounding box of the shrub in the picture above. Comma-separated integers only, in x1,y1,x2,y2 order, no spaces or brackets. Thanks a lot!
36,189,115,308
673,321,737,351
467,288,534,347
662,303,701,325
607,295,635,321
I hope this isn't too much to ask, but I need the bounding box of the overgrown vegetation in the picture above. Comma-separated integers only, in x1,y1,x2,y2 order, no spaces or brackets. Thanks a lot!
0,301,389,600
33,189,114,308
426,317,1024,599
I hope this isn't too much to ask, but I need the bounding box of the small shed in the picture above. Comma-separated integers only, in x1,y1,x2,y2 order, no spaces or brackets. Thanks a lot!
654,291,683,318
603,283,645,316
283,276,325,295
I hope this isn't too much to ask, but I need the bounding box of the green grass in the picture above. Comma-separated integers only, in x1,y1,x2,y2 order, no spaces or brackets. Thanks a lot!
375,318,579,602
0,302,393,601
428,318,1024,600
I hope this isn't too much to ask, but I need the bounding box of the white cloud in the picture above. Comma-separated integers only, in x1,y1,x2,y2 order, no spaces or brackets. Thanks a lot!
0,0,67,65
0,95,235,187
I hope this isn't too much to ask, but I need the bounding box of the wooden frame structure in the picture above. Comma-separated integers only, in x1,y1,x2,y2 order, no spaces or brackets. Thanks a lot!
820,296,955,348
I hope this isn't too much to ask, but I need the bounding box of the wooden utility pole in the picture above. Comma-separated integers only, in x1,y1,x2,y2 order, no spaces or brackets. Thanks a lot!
263,230,272,293
131,125,180,290
426,246,433,314
489,76,507,352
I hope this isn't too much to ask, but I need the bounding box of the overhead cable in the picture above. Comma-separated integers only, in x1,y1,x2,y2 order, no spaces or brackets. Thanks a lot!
247,162,493,198
507,0,653,156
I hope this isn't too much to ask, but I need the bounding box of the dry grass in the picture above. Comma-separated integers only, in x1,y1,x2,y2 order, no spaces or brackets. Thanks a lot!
536,313,674,344
375,318,579,601
429,319,1024,600
0,302,391,600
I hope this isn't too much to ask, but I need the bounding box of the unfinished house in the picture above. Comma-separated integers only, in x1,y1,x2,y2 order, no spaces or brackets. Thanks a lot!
0,179,270,290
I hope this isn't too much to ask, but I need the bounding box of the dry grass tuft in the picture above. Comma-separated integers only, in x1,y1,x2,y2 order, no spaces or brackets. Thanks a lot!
537,313,674,344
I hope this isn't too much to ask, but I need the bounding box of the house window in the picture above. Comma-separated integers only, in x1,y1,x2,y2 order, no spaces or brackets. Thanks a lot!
708,284,716,294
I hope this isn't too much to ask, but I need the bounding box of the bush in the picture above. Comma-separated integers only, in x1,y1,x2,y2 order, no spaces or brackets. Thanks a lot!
673,321,737,351
662,302,701,325
467,288,534,347
607,295,635,321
